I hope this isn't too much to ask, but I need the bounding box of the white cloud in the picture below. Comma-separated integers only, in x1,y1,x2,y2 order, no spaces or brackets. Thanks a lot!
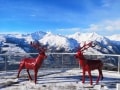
87,24,100,31
30,14,36,17
101,0,112,7
104,20,120,31
0,30,27,34
55,28,81,35
57,28,81,32
86,19,120,31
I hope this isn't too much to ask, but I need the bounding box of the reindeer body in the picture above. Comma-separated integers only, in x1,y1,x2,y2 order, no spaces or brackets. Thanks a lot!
75,42,103,85
17,41,47,84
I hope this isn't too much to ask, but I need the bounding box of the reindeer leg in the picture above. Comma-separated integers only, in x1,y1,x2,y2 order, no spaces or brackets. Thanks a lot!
17,64,23,78
100,69,103,80
82,69,85,84
34,69,38,84
88,70,93,85
96,69,101,84
96,68,103,84
27,69,32,80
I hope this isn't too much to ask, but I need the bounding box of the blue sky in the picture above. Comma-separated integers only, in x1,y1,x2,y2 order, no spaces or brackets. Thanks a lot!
0,0,120,36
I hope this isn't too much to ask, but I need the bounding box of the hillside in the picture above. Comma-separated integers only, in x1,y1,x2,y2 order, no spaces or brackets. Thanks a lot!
0,31,120,54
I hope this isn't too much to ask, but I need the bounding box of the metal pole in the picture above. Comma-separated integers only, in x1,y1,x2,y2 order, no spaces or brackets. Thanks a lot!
118,56,120,74
4,55,7,73
62,54,63,69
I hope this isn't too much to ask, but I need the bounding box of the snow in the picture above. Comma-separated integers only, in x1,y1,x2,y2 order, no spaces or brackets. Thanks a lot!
107,34,120,41
106,34,120,45
40,33,79,51
67,32,104,43
0,69,120,90
0,35,6,42
1,43,26,55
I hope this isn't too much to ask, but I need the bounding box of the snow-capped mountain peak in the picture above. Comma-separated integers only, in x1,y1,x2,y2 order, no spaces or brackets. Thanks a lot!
39,32,79,51
68,32,104,43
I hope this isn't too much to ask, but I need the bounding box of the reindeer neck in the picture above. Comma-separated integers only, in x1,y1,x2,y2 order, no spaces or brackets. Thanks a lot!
35,52,45,64
78,52,85,60
77,51,86,67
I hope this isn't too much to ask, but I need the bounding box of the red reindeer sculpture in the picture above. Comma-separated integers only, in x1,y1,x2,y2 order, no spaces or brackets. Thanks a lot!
75,41,103,85
17,41,47,84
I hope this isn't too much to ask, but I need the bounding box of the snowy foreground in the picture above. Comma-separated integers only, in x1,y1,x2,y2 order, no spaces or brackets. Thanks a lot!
0,69,120,90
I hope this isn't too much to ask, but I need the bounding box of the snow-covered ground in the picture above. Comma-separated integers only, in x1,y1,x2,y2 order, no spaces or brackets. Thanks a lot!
0,69,120,90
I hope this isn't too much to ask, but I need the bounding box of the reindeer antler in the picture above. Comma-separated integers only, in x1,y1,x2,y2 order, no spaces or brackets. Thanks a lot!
79,41,96,52
30,41,41,50
30,41,47,53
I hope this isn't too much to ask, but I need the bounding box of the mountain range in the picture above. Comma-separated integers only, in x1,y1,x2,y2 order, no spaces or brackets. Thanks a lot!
0,31,120,55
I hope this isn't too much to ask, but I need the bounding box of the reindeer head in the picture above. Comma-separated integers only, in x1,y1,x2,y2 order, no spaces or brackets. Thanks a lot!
30,41,47,58
75,41,96,59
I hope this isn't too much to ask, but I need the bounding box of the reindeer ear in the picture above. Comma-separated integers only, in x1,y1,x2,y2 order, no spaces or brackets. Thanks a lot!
30,41,33,46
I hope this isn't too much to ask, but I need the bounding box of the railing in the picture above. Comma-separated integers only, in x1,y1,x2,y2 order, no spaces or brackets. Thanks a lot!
0,53,120,73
